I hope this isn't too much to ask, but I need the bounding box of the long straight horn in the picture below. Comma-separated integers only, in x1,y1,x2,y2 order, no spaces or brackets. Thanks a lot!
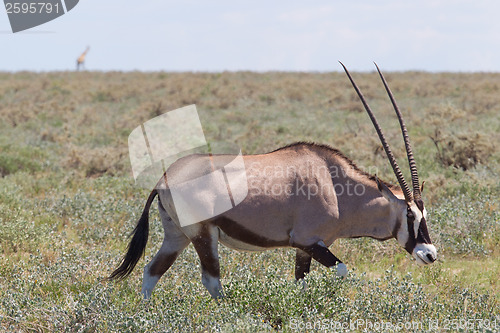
373,63,421,202
339,62,413,202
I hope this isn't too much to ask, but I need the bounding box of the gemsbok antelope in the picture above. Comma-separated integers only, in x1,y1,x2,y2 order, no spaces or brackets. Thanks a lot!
109,63,437,299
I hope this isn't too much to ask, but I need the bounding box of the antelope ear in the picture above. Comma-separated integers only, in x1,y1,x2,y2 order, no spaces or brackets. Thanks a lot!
375,176,400,204
420,180,425,193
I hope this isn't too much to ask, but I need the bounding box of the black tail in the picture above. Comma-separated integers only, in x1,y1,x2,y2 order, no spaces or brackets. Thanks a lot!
108,189,158,280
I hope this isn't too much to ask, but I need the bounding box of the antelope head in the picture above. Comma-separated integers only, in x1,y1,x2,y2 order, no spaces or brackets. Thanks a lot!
341,62,437,265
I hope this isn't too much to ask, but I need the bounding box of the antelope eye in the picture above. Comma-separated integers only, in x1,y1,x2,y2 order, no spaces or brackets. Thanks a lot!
407,210,414,219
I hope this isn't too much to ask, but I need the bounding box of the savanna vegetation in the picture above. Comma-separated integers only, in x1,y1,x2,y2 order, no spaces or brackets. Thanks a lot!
0,70,498,332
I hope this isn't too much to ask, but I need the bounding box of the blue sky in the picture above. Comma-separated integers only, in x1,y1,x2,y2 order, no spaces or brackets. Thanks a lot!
1,0,500,72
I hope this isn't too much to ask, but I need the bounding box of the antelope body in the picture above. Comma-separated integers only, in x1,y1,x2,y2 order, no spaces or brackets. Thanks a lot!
109,64,437,299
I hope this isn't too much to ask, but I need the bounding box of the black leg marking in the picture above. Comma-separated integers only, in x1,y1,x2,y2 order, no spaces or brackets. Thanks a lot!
191,226,220,278
148,252,181,277
295,241,342,268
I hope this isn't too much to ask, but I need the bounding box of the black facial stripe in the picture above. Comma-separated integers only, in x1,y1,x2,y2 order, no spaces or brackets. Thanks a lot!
404,203,434,255
417,217,432,244
404,209,417,254
407,216,415,240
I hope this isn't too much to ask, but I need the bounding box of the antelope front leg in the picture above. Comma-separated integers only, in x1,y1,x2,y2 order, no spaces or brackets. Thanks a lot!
295,241,347,278
295,249,312,280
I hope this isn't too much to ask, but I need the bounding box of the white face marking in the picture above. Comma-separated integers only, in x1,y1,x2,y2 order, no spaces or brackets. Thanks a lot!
410,205,424,237
396,205,430,243
395,204,437,265
412,207,436,264
413,243,437,265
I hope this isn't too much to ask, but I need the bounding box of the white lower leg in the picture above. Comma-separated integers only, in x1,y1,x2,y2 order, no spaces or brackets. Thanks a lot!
141,265,161,299
335,263,347,277
202,273,224,299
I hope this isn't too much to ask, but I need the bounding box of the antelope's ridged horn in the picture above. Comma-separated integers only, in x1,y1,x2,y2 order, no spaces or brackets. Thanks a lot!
373,63,421,202
339,61,413,202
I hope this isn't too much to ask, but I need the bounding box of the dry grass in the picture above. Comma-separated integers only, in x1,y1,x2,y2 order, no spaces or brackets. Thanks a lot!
1,70,499,202
0,70,498,331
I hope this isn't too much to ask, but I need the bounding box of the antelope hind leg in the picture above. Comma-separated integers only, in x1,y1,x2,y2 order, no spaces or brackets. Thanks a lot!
141,203,190,299
188,224,224,299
